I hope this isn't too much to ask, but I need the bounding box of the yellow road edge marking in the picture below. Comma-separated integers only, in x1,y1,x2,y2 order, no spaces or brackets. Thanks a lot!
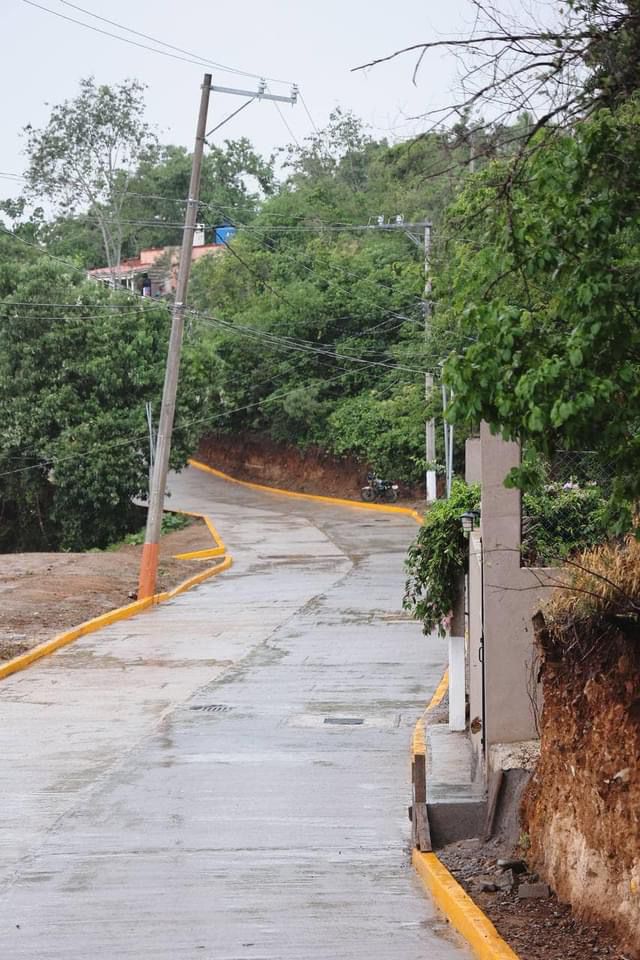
172,546,226,560
413,852,520,960
428,668,450,712
189,458,425,525
412,668,449,757
412,670,522,960
0,507,232,684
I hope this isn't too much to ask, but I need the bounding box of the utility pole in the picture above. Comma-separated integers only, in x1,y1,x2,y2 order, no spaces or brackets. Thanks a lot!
424,222,437,503
138,73,212,600
138,74,298,599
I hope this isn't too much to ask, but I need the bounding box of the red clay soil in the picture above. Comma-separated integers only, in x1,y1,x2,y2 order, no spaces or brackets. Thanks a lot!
522,629,640,957
197,430,423,500
0,521,215,661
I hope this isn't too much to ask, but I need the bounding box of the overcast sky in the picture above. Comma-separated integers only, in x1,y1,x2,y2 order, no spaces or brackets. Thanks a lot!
2,0,489,198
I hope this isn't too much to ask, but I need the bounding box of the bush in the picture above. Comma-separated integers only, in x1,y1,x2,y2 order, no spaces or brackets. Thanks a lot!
522,483,610,566
404,477,611,635
404,479,480,635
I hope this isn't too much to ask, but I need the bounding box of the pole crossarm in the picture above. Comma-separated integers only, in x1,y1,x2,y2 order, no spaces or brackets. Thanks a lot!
210,81,298,104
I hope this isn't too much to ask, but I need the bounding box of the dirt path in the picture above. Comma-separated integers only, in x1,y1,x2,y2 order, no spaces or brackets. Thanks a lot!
0,521,214,661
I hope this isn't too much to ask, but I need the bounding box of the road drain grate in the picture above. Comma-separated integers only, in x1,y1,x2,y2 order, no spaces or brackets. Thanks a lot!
190,704,231,713
324,717,364,725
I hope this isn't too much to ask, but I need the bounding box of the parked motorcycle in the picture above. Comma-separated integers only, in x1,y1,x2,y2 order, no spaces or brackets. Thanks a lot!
360,473,399,503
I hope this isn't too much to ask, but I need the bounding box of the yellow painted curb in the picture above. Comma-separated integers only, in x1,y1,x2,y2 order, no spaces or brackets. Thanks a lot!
0,597,153,681
189,458,425,525
413,851,520,960
412,668,450,757
411,671,522,960
0,508,232,684
158,555,233,601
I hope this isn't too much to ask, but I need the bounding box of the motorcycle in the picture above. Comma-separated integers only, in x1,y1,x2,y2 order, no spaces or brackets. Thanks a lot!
360,473,399,503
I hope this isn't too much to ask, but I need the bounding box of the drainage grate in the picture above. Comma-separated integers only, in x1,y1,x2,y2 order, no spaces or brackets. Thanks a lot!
190,704,231,713
323,717,364,725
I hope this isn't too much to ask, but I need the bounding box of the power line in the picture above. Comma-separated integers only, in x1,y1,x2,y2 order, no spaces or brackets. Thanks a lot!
299,93,322,137
272,99,301,148
22,0,293,84
0,362,417,482
188,309,424,374
56,0,291,83
0,221,425,353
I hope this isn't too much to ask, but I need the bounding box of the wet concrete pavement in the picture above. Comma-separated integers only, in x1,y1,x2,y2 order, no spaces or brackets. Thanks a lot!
0,467,471,959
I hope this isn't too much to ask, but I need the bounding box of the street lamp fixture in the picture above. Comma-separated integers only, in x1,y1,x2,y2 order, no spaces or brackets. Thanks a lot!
461,512,475,537
460,511,481,537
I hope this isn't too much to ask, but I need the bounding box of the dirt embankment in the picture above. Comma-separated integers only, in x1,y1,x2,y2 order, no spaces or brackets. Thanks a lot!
522,629,640,956
0,521,216,662
197,431,423,500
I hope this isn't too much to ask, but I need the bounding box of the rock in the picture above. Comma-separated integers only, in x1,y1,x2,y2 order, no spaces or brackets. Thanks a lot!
518,882,551,899
496,868,516,891
497,858,528,874
612,768,630,784
473,874,499,893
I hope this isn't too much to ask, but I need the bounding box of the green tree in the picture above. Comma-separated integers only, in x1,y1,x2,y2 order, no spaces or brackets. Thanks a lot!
21,77,157,278
0,242,218,551
185,112,477,483
437,100,640,526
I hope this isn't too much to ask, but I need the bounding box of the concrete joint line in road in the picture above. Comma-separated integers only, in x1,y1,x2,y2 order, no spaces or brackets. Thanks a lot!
0,508,232,685
411,672,522,960
189,458,425,525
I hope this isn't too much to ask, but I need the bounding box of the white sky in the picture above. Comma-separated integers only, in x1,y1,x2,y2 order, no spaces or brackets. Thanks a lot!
0,0,485,198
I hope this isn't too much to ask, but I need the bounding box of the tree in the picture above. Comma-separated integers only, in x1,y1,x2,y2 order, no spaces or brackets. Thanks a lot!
0,242,219,551
354,1,640,164
21,78,157,280
437,100,640,527
115,138,275,256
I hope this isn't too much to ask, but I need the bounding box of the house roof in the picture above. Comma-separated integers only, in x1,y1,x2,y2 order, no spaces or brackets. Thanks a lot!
87,243,223,278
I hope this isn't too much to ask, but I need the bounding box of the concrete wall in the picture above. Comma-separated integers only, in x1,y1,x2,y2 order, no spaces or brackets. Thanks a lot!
465,437,482,485
468,532,484,779
468,423,558,777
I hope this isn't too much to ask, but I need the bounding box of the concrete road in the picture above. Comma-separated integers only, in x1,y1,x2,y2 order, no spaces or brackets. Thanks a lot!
0,467,470,959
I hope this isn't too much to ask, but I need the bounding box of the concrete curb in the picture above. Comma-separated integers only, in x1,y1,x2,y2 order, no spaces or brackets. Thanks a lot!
0,508,232,684
412,673,521,960
189,458,425,525
412,668,449,757
413,851,520,960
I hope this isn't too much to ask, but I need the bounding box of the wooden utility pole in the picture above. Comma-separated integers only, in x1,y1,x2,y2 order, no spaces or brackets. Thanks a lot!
138,73,212,599
137,74,298,599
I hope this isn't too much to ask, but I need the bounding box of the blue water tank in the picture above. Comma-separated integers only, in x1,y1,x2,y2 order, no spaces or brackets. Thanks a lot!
214,225,237,245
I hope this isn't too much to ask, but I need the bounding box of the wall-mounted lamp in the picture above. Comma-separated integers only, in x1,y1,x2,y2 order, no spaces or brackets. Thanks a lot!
460,512,475,536
460,511,481,537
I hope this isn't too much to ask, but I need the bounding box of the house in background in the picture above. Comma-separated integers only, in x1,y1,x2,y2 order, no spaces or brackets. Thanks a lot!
88,227,228,297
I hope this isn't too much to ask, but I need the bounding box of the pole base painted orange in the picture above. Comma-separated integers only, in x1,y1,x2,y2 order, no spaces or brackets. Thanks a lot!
138,541,160,600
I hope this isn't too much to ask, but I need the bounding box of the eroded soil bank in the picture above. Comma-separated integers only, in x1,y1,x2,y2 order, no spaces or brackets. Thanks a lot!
197,430,423,499
522,629,640,956
197,431,369,498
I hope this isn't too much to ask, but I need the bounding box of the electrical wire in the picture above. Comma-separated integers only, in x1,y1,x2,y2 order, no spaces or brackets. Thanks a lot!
22,0,294,84
0,226,419,362
0,362,418,481
271,99,301,148
0,226,423,371
299,93,322,137
187,309,424,374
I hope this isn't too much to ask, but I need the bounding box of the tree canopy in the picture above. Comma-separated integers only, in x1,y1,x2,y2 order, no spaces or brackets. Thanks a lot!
433,98,640,525
0,233,218,551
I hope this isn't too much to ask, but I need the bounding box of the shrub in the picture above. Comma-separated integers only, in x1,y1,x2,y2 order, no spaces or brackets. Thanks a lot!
522,483,610,566
404,479,480,635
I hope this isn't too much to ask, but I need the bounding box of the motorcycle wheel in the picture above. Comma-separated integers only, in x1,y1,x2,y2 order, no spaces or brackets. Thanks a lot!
361,487,376,502
383,487,398,503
